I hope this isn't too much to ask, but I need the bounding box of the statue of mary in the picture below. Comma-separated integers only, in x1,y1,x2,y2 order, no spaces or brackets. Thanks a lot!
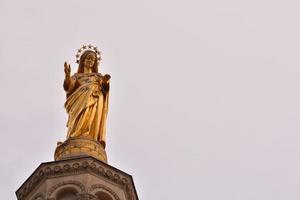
63,45,110,149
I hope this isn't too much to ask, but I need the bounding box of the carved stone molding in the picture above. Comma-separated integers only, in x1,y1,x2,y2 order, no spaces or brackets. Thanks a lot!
16,156,138,200
31,193,46,200
47,180,86,197
76,193,98,200
90,184,121,200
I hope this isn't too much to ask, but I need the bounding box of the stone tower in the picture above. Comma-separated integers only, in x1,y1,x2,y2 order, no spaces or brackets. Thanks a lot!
16,45,139,200
16,155,138,200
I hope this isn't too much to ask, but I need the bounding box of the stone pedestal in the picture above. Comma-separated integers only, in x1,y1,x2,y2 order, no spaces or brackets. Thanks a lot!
16,157,138,200
55,137,107,163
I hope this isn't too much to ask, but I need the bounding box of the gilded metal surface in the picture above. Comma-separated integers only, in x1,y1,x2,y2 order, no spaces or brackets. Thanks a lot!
57,46,110,161
55,137,107,162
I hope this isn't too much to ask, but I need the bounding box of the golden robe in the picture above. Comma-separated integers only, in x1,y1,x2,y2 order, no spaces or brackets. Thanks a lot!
64,73,109,147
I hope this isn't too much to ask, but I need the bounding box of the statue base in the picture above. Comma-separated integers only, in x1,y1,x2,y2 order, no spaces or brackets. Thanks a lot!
54,137,107,163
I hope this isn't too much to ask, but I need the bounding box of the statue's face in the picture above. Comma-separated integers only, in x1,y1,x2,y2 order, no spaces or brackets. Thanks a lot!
84,53,96,69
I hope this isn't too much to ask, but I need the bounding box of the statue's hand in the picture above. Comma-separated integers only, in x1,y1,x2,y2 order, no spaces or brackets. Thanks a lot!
101,74,110,93
102,74,111,83
64,62,71,77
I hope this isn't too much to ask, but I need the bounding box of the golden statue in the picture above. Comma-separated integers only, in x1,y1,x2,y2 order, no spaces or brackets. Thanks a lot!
55,45,110,162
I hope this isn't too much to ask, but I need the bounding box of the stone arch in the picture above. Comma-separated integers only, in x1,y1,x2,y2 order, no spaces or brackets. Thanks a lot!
55,187,78,200
90,184,120,200
95,191,114,200
47,180,86,199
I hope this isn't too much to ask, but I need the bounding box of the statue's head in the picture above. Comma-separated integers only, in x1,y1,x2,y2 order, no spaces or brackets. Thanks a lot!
77,51,98,73
76,45,101,73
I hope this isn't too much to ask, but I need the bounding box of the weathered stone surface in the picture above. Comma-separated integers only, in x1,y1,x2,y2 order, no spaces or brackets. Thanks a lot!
16,157,138,200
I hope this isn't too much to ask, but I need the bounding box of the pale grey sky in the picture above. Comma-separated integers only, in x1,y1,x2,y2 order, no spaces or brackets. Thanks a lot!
1,0,300,199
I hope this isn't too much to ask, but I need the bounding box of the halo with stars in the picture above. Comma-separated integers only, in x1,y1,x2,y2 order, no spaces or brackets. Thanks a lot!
75,44,101,64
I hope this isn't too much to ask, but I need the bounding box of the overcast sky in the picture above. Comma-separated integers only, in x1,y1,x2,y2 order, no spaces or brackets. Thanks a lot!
1,0,300,199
